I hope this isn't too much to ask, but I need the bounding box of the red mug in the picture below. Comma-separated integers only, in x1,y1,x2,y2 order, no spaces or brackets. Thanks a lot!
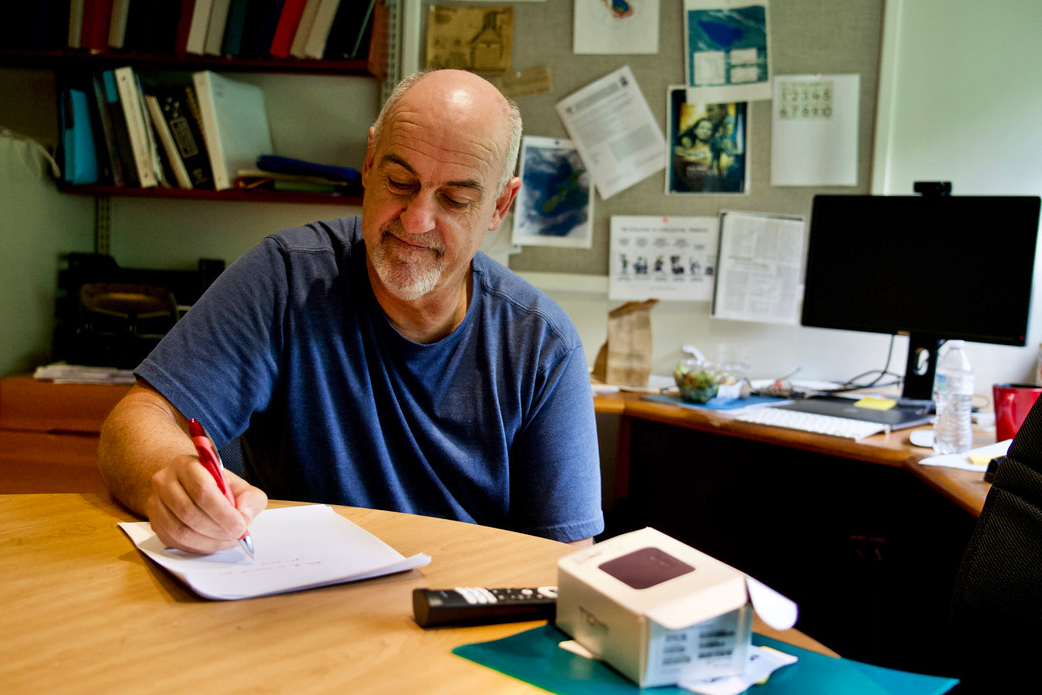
993,383,1042,442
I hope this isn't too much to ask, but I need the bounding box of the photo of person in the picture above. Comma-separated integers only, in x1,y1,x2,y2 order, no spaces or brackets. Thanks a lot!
667,87,748,194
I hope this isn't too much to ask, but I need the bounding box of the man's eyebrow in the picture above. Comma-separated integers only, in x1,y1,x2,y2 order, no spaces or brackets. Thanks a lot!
380,153,485,196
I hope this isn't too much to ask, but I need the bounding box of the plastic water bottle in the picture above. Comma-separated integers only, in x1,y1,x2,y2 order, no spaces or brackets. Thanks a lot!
933,340,975,454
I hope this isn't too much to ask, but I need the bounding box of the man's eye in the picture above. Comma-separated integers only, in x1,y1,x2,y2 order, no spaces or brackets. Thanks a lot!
442,196,470,210
388,178,413,191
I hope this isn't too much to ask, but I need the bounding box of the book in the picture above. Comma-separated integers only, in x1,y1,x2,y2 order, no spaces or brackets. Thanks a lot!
155,84,214,188
203,0,231,55
100,70,139,186
234,168,357,194
107,0,130,48
123,0,181,54
268,0,307,58
302,0,341,60
288,0,322,58
192,70,274,190
80,0,115,52
68,0,85,48
350,0,377,59
89,72,124,185
113,66,158,188
220,0,251,56
173,0,198,54
250,0,287,58
322,0,373,60
185,0,214,54
59,88,100,185
135,76,170,188
146,94,193,188
4,0,69,50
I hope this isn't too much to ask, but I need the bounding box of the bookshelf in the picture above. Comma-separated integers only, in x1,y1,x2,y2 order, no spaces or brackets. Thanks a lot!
0,0,395,209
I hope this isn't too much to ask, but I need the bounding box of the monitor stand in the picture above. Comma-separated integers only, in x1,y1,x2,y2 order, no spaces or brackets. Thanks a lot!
901,334,944,402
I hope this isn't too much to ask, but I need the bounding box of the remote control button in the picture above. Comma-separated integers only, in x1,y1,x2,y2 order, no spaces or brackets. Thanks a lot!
537,586,558,598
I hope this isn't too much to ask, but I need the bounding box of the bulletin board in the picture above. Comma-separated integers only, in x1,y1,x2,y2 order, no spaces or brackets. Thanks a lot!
411,0,885,276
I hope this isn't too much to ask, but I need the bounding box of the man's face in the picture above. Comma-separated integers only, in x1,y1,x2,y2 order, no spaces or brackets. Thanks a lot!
360,86,515,302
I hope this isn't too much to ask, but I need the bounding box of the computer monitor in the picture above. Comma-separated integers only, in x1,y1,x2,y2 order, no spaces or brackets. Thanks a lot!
801,193,1041,402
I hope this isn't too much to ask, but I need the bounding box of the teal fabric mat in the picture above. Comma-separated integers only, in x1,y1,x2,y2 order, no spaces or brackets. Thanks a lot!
642,393,788,411
453,625,958,695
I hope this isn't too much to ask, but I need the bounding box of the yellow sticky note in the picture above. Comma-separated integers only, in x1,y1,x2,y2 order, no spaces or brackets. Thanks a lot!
968,453,995,466
854,397,897,411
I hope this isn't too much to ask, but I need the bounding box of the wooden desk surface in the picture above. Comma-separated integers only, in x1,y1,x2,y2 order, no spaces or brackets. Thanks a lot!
0,494,834,694
596,392,993,517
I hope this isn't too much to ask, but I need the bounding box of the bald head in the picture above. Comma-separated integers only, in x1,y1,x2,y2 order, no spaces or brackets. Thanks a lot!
372,70,522,195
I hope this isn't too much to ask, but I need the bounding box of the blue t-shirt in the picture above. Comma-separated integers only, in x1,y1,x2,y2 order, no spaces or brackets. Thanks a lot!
136,216,604,542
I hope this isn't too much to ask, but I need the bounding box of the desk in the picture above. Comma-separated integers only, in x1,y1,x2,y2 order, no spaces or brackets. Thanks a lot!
0,494,833,694
593,393,986,677
594,392,993,517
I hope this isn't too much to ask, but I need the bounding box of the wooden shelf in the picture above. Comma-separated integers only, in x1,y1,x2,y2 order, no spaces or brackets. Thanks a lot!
59,183,363,207
0,49,380,78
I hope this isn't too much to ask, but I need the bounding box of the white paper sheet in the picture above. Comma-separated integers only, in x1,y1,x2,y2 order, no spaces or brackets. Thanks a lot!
556,65,666,200
711,211,805,325
918,439,1011,472
609,215,719,301
119,504,431,600
770,74,859,186
573,0,660,55
680,645,798,695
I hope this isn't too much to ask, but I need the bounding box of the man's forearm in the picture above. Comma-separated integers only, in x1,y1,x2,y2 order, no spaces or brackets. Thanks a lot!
97,383,193,516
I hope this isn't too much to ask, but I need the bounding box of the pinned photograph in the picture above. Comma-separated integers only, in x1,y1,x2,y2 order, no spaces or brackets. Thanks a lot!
667,87,748,194
511,136,593,249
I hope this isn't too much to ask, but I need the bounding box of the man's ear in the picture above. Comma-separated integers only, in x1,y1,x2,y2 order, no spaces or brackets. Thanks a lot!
488,176,521,231
361,126,376,184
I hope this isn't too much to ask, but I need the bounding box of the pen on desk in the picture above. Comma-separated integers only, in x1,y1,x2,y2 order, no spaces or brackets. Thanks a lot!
188,418,255,560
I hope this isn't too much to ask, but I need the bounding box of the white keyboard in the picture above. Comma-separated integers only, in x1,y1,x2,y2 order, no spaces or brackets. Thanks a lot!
735,407,889,440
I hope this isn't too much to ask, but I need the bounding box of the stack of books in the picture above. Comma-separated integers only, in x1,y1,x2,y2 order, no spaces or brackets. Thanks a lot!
7,0,379,61
57,67,360,197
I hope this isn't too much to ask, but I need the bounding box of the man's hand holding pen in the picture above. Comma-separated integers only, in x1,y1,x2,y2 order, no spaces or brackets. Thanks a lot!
143,421,267,557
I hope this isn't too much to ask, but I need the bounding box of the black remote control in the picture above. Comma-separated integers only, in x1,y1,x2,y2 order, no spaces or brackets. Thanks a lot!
412,586,557,627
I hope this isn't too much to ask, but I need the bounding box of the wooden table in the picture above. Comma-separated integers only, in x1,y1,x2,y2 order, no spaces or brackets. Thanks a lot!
0,494,834,694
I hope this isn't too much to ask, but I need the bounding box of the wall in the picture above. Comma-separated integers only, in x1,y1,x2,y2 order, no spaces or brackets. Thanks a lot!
2,1,1040,392
0,69,95,377
871,0,1042,390
410,0,1042,391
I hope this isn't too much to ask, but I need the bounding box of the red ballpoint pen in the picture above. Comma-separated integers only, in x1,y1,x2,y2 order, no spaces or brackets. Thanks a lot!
188,418,255,559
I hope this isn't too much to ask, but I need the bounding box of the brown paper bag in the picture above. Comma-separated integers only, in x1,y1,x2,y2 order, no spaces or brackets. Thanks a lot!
591,300,659,387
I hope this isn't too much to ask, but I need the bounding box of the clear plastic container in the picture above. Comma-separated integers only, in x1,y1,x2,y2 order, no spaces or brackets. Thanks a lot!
933,340,975,454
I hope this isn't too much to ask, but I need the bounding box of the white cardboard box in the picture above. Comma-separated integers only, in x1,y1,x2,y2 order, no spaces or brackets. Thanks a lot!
555,527,798,688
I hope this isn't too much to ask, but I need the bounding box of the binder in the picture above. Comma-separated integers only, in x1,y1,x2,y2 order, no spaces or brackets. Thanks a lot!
59,88,100,185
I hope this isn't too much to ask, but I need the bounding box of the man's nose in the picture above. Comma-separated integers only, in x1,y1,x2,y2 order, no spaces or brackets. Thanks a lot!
399,193,436,235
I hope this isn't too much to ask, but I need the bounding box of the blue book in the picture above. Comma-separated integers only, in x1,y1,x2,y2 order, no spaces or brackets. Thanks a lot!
256,154,358,183
221,0,252,56
60,88,99,185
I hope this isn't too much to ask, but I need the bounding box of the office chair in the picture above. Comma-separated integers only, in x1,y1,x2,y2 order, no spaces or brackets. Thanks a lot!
949,395,1042,690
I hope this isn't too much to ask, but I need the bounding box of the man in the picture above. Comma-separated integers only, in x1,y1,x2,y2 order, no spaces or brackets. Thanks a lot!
98,69,603,555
